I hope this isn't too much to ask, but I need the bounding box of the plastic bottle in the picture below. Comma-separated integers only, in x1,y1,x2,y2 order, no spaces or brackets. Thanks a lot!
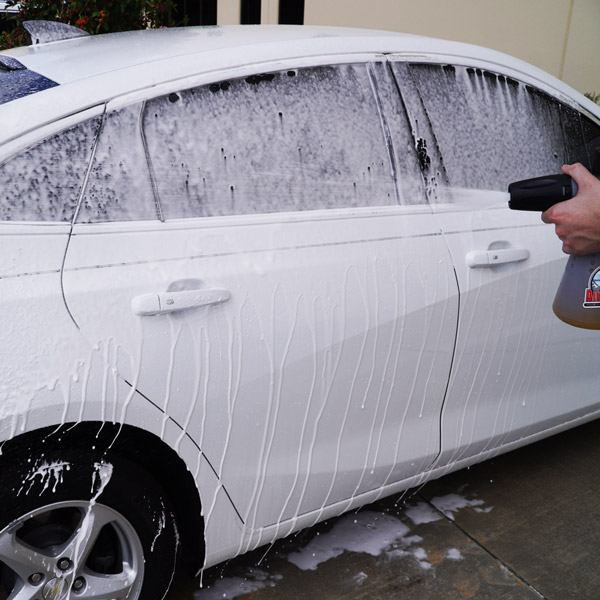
553,254,600,329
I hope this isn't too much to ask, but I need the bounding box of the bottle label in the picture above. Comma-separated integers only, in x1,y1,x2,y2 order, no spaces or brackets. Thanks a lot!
583,266,600,308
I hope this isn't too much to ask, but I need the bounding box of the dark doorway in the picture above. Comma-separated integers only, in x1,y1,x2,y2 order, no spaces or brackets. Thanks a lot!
279,0,304,24
175,0,217,26
241,0,262,24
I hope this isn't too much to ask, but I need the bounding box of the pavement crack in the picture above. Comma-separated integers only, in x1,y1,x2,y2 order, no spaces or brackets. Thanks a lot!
417,493,548,599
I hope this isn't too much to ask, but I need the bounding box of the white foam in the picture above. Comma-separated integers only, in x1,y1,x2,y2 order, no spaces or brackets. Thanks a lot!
18,459,71,495
286,511,423,571
351,571,368,585
194,570,281,600
429,493,487,521
405,501,442,525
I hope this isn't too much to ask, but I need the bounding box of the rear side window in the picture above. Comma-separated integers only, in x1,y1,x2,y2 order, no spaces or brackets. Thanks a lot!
142,64,397,218
0,117,101,221
77,104,157,223
0,59,58,106
394,63,590,191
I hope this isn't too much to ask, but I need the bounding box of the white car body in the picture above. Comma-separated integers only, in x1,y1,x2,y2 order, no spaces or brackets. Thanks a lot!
1,24,599,594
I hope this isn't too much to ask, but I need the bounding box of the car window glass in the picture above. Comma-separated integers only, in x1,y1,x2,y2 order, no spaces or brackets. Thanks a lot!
387,62,449,201
368,62,426,205
396,63,575,191
0,62,59,106
142,64,397,218
0,117,100,222
77,104,158,223
559,104,590,167
579,113,600,171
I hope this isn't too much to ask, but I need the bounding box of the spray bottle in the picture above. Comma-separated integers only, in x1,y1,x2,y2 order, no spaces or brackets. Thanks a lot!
508,172,600,329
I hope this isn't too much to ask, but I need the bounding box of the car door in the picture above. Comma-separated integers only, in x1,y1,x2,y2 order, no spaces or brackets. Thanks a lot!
62,60,459,529
0,110,105,435
389,59,600,467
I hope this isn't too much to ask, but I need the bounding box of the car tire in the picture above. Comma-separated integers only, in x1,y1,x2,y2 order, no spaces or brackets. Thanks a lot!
0,445,180,600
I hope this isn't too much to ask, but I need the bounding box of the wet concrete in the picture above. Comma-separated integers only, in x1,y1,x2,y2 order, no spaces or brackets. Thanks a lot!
172,418,600,600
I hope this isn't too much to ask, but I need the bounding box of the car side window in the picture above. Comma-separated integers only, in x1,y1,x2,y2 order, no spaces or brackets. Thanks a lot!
0,117,101,222
579,112,600,169
142,64,397,218
393,63,585,191
77,104,158,223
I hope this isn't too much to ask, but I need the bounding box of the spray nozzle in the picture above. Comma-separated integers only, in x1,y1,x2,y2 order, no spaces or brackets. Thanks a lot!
508,148,600,212
508,174,578,211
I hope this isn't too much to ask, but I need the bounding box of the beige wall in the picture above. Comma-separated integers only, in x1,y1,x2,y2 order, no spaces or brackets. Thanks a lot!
304,0,599,95
216,0,600,96
561,0,600,94
260,0,279,24
217,0,241,25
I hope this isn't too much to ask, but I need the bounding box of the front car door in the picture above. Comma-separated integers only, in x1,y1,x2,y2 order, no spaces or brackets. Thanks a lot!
388,58,600,467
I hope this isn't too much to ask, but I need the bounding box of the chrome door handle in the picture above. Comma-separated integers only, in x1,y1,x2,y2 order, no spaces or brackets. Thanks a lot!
132,288,230,316
466,248,530,268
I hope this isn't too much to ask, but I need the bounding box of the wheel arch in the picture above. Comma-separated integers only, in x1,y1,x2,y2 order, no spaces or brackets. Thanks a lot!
0,421,205,574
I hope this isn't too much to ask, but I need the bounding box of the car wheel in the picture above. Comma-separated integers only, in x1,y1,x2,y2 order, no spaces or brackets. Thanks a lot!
0,446,179,600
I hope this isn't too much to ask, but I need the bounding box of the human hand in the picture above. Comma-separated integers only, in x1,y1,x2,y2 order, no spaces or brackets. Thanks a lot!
541,163,600,255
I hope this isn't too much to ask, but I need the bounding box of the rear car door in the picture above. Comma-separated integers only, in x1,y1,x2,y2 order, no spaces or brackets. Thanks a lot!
62,60,459,529
0,110,104,435
389,59,600,466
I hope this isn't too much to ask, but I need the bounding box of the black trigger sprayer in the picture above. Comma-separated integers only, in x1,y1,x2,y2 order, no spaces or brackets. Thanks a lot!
508,158,600,329
508,174,578,212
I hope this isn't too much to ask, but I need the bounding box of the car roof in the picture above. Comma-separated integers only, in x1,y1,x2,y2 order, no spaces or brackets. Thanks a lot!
1,25,599,148
0,24,564,87
4,25,416,84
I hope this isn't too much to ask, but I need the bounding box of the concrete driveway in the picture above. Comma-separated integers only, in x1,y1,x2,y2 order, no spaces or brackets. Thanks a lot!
173,418,600,599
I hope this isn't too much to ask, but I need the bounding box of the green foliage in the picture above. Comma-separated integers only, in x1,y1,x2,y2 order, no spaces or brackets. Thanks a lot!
0,0,177,50
584,91,600,105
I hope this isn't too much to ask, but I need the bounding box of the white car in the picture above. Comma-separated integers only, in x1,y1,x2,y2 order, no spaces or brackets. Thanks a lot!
0,22,599,600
